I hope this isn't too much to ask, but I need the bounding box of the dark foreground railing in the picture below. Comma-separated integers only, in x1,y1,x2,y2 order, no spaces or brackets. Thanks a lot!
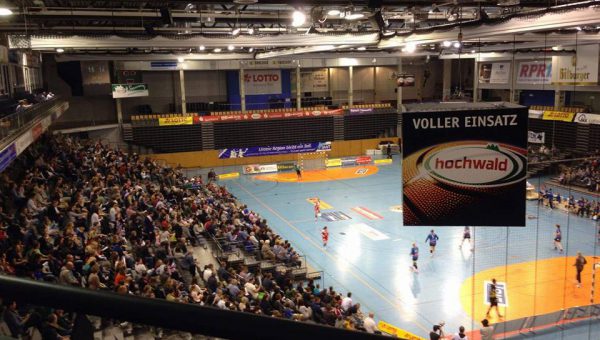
0,275,389,340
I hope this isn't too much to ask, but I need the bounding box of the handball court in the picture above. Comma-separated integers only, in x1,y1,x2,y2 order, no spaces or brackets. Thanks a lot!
198,157,600,339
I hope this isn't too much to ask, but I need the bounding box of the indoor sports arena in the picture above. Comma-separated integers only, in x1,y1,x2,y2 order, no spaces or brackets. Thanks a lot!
0,1,599,340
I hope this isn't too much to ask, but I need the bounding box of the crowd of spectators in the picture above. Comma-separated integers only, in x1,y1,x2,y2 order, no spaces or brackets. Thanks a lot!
0,134,380,338
557,156,600,193
528,144,559,163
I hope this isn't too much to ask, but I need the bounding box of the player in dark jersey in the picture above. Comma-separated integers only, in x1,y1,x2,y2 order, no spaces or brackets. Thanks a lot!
486,278,502,318
460,226,472,251
410,243,419,273
425,229,439,256
554,224,563,252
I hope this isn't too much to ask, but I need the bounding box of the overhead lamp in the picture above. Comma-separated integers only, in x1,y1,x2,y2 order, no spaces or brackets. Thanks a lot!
55,48,64,53
453,42,461,48
177,57,185,62
247,27,255,35
405,42,417,53
575,26,582,31
231,27,241,36
345,12,365,20
442,41,452,47
214,48,222,53
249,47,254,52
471,50,476,53
199,45,205,51
357,46,366,51
0,7,12,16
327,9,341,16
292,10,306,27
228,45,235,51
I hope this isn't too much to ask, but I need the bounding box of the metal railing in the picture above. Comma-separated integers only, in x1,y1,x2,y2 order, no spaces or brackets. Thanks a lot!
0,275,386,340
0,97,59,142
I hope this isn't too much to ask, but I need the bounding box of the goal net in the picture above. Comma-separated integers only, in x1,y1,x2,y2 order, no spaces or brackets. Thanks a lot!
298,152,327,171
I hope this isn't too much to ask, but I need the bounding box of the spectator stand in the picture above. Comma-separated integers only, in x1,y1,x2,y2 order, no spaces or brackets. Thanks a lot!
207,233,313,283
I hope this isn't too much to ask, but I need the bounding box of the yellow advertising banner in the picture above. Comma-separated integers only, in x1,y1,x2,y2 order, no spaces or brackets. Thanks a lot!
378,321,426,340
218,172,240,180
542,111,575,122
326,158,342,167
374,159,393,165
158,116,193,126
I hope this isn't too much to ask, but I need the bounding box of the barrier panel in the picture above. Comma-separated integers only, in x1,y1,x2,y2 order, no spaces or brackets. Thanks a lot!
492,317,530,337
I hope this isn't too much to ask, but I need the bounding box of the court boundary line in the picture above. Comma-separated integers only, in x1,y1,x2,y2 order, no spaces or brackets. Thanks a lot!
233,181,431,334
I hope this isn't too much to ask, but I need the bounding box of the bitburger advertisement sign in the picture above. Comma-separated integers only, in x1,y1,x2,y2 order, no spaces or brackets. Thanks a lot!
402,107,528,226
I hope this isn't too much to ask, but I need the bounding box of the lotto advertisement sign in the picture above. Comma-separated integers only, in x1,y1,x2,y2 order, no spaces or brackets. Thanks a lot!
244,69,282,95
402,108,528,226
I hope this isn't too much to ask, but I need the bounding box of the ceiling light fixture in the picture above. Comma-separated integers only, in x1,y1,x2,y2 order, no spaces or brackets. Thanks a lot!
231,27,241,36
199,45,205,51
327,9,341,16
292,10,306,27
345,12,365,20
453,42,461,48
442,41,452,47
55,48,64,53
405,42,417,53
248,27,255,35
357,46,366,51
0,7,12,16
249,47,254,52
214,48,222,53
228,45,235,51
575,26,582,31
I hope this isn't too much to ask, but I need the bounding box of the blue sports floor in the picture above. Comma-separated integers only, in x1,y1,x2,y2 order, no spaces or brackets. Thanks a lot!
213,156,600,339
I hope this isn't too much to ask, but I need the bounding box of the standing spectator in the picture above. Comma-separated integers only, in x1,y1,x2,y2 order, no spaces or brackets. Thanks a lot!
429,324,444,340
363,312,378,333
480,319,494,340
451,326,468,340
575,251,587,288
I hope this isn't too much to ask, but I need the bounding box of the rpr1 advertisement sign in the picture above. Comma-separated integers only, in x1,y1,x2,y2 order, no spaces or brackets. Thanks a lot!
517,60,552,84
244,69,282,95
402,107,528,226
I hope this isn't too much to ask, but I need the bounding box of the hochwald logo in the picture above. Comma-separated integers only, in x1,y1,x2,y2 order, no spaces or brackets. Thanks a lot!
423,142,526,187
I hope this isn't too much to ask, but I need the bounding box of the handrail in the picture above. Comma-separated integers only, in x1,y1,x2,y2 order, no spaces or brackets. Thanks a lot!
0,275,387,340
0,97,62,147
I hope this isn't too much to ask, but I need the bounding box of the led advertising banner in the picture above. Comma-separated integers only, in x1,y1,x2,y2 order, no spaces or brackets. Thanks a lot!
219,142,331,159
402,107,528,226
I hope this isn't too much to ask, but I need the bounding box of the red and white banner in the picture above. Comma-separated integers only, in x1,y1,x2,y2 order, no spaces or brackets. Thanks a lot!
195,109,343,123
244,69,282,95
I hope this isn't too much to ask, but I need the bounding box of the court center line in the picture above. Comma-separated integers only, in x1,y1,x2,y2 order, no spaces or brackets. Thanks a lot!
233,181,431,334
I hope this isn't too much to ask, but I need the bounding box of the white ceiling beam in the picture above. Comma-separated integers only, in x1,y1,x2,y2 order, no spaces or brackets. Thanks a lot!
378,4,600,48
13,33,379,50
